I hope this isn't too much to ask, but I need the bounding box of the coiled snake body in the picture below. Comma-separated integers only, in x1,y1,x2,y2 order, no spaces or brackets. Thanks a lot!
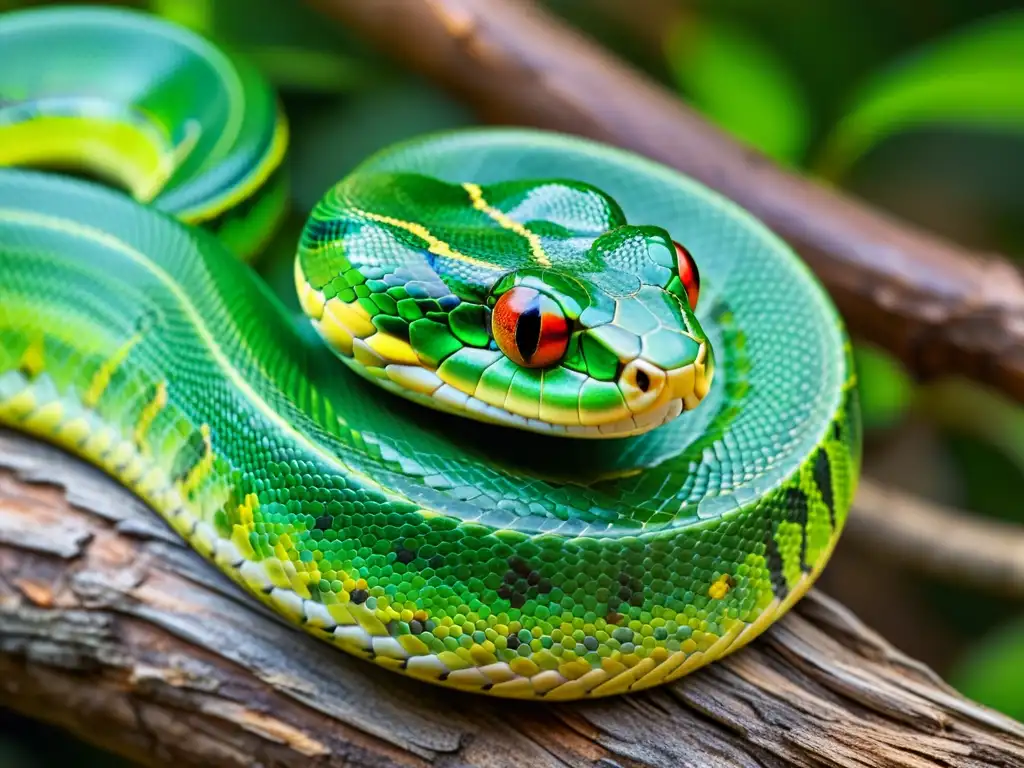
0,7,860,700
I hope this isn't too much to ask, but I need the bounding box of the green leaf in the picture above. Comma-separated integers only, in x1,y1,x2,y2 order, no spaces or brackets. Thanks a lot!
852,343,913,432
815,11,1024,179
665,17,811,163
948,616,1024,721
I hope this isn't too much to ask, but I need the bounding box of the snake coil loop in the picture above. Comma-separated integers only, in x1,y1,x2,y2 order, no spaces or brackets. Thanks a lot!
0,6,859,700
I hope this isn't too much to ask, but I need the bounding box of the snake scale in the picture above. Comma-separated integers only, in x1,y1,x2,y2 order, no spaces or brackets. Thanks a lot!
0,7,860,700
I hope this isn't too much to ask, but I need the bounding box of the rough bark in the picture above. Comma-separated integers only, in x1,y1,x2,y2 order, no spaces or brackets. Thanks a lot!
2,431,1023,768
308,0,1024,405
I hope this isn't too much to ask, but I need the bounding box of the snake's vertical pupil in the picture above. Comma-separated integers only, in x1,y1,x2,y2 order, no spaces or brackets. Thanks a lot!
674,240,700,310
492,286,570,368
516,303,542,360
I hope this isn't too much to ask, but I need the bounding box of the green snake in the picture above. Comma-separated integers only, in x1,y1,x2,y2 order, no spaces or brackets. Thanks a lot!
0,7,861,700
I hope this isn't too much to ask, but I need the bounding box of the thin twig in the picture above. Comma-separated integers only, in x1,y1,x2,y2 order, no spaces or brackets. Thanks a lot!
308,0,1024,404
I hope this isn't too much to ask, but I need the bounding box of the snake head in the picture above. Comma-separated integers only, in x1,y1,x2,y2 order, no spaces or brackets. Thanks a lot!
482,225,713,437
296,174,713,438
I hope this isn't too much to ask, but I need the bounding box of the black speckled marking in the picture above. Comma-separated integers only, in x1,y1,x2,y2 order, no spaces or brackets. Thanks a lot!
170,427,209,484
813,448,835,529
763,524,789,599
17,359,38,380
783,486,811,572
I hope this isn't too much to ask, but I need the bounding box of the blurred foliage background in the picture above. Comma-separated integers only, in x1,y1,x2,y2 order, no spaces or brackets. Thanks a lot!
2,0,1024,762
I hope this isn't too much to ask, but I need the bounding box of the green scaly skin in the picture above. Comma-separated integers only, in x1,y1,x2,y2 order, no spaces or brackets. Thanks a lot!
0,7,860,700
0,6,288,259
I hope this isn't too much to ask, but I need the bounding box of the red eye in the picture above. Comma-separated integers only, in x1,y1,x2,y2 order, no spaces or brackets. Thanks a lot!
492,286,570,368
674,240,700,310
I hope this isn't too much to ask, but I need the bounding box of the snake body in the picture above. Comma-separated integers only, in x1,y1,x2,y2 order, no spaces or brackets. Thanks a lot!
0,7,860,700
0,6,287,259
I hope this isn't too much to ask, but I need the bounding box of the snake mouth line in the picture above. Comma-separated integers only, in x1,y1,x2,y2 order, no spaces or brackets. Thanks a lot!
359,366,688,438
296,263,711,437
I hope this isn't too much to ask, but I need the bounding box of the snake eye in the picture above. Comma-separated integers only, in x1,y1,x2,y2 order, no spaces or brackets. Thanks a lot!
492,286,570,368
673,240,700,310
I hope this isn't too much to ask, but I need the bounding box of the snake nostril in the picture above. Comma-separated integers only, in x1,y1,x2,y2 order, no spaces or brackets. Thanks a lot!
635,369,650,393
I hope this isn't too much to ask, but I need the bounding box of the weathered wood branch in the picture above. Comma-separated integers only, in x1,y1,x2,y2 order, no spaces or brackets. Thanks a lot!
2,431,1024,767
308,0,1024,405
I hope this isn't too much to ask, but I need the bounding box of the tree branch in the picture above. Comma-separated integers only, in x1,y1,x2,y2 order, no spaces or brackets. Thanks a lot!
848,478,1024,598
308,0,1024,404
2,431,1024,767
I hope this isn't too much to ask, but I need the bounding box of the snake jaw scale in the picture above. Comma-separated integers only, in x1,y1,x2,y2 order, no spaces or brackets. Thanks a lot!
294,258,325,320
384,364,443,395
351,338,386,368
365,333,420,367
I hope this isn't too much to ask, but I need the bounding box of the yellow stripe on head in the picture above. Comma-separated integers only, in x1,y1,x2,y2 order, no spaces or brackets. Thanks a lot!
352,207,499,271
462,182,551,267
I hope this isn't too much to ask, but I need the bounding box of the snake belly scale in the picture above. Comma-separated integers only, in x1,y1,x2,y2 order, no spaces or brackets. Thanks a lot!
0,7,860,700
